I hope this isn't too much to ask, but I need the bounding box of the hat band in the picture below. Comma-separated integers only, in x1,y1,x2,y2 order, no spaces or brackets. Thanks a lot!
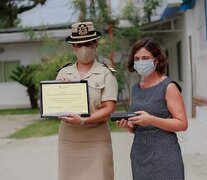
71,32,97,39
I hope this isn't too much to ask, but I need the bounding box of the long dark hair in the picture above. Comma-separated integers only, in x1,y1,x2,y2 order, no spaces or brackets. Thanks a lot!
127,38,167,75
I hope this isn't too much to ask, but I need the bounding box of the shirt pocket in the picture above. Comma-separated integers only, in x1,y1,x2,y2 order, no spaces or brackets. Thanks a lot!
88,80,105,105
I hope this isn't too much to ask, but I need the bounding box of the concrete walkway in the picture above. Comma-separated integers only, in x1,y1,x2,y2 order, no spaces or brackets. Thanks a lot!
0,114,39,139
0,115,207,180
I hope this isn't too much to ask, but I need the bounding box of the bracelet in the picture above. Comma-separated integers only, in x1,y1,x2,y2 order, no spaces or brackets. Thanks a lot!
80,117,85,125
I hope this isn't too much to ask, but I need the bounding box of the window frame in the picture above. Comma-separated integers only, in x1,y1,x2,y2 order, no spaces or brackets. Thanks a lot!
176,41,183,81
0,60,20,83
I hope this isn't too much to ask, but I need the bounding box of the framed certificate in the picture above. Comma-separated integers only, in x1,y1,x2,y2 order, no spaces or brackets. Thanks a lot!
39,80,90,117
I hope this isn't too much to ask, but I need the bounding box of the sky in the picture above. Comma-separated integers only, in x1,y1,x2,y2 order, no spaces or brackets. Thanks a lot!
18,0,182,27
18,0,126,27
18,0,77,27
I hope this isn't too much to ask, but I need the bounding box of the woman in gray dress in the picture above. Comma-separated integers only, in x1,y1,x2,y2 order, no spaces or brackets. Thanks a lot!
117,38,188,180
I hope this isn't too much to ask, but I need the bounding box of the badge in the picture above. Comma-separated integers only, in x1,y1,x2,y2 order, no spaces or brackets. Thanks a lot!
77,24,88,36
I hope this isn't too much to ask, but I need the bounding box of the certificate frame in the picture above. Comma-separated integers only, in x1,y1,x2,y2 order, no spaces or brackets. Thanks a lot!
39,80,90,118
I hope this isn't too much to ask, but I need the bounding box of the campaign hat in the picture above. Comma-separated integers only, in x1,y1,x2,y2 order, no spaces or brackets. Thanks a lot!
66,21,102,44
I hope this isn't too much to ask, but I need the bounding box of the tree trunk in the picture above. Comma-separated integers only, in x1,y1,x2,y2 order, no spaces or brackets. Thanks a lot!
147,11,151,22
27,86,38,109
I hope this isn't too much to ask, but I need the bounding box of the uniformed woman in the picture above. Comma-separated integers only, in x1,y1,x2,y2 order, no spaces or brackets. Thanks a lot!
56,22,118,180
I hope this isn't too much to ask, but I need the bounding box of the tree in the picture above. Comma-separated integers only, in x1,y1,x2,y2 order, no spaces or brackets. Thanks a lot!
34,36,76,84
9,30,75,109
10,64,39,109
34,56,74,84
72,0,87,22
10,57,73,109
73,0,119,59
8,0,160,109
120,2,142,43
71,0,149,110
0,0,47,28
143,0,160,22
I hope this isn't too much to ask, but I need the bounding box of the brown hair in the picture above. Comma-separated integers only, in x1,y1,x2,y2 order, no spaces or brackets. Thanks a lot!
127,38,167,74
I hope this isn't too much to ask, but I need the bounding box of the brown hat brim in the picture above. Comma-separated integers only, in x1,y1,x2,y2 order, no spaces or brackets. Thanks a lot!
65,31,102,44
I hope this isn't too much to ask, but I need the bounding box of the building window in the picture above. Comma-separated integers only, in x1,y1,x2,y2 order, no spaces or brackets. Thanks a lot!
0,61,20,82
176,41,183,81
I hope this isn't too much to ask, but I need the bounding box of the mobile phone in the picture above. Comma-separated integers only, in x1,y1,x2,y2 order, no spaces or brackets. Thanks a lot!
110,112,137,121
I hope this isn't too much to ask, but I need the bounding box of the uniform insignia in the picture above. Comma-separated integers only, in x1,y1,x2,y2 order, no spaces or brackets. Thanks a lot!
77,24,88,36
57,63,72,72
102,63,116,74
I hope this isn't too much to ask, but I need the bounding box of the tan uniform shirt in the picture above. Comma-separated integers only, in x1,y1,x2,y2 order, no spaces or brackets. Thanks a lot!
56,59,118,142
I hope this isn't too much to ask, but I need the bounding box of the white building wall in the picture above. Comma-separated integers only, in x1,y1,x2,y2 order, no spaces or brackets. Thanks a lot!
1,43,42,65
0,83,29,108
140,0,207,117
160,0,207,117
0,27,70,109
194,0,207,98
182,0,207,119
182,14,193,117
162,26,192,116
0,42,42,108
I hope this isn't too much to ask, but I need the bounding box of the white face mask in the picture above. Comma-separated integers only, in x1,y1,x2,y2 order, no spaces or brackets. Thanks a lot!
133,59,156,77
75,46,96,64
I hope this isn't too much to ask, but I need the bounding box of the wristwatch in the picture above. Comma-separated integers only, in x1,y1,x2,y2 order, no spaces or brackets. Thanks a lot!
80,118,85,125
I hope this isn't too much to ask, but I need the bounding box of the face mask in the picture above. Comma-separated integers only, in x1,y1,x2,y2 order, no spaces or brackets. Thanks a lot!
133,59,156,77
75,46,96,64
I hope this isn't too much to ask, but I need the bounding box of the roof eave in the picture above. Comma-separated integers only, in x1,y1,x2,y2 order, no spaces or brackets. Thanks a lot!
0,28,71,44
140,12,184,34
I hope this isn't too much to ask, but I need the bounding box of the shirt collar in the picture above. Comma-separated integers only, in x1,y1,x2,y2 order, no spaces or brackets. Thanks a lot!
73,59,101,79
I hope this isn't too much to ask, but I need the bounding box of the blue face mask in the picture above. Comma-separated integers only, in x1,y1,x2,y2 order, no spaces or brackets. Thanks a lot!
133,59,156,77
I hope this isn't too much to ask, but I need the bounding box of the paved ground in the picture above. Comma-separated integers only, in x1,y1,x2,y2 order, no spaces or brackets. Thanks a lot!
0,114,39,139
0,115,207,180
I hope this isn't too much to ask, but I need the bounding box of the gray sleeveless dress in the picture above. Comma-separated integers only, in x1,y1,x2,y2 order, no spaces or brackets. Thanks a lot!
130,77,184,180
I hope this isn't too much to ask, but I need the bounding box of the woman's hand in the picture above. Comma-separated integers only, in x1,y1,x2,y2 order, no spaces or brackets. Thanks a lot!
116,119,128,128
59,114,83,125
116,119,135,133
128,111,153,126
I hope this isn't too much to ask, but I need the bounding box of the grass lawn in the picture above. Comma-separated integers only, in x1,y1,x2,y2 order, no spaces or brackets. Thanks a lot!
4,104,127,139
8,118,60,139
0,108,39,115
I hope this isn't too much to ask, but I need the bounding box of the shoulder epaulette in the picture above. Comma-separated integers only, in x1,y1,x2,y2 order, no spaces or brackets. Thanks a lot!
57,63,72,72
102,63,116,74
